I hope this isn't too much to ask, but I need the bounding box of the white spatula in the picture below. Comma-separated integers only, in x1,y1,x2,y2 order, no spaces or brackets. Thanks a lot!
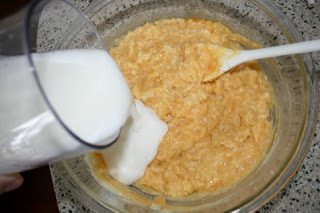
204,39,320,81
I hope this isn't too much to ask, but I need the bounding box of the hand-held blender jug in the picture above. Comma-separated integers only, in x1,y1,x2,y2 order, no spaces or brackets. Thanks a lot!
0,0,130,174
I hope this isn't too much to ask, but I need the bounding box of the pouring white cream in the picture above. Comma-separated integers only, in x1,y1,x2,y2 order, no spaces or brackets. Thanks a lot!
100,99,168,185
0,49,167,180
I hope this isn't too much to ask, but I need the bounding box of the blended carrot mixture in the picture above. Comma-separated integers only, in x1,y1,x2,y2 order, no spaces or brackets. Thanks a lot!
91,18,273,197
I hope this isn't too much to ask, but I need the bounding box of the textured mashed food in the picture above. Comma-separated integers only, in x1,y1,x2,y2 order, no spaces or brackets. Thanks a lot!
90,18,273,198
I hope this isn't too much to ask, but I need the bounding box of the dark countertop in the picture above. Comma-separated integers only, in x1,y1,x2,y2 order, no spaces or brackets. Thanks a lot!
0,166,59,213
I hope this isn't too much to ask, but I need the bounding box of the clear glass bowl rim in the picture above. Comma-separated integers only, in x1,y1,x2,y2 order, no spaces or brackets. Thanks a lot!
59,0,319,212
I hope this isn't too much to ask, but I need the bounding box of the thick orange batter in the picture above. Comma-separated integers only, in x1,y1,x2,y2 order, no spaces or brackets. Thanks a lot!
91,18,273,198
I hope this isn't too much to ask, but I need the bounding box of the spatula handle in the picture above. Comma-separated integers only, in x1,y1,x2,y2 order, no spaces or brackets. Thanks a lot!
243,39,320,61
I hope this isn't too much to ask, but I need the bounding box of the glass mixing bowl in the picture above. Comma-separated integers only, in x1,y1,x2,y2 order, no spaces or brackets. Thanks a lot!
51,0,318,212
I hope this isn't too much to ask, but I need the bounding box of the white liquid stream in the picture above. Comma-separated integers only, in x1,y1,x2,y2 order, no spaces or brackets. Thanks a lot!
100,99,168,185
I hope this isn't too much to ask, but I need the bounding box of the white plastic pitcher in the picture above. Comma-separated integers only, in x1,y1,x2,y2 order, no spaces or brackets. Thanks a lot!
0,0,128,174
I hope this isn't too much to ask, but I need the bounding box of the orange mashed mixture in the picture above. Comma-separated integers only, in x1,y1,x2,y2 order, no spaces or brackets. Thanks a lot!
91,18,273,197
